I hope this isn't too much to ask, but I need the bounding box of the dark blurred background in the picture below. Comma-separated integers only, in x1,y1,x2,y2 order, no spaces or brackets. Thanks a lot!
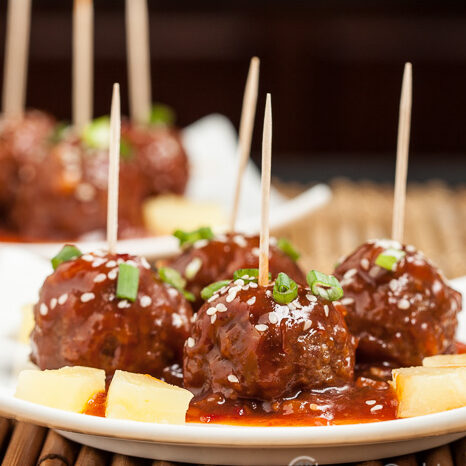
0,0,465,183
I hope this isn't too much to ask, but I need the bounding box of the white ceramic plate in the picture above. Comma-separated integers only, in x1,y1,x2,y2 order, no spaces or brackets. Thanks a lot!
0,258,464,465
0,114,331,260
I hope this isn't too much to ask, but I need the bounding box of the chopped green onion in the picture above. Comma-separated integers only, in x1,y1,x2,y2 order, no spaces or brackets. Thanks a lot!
51,245,82,270
116,263,140,302
158,267,194,301
120,137,134,161
233,268,271,283
82,116,110,150
149,103,175,126
273,272,298,304
173,226,214,247
49,122,69,144
375,248,406,271
277,238,300,261
201,280,231,300
306,270,343,301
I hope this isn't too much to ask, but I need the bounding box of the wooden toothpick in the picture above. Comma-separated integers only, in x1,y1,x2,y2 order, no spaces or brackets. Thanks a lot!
392,62,412,243
258,94,272,287
125,0,152,125
107,84,121,254
2,0,32,118
229,57,260,231
72,0,94,131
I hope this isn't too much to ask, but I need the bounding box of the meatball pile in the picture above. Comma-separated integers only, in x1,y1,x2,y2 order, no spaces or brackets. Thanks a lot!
184,278,357,400
334,239,462,366
30,250,193,378
168,233,306,310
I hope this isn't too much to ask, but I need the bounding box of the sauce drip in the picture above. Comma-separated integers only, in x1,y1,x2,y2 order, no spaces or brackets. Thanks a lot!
83,391,106,417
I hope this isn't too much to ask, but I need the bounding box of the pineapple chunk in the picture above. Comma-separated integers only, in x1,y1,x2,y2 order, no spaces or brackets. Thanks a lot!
15,366,105,413
106,370,193,424
392,366,466,418
142,194,226,235
18,304,34,344
423,353,466,368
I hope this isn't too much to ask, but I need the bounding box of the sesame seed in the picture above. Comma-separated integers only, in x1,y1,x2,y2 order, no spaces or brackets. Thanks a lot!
247,296,256,306
80,292,95,303
216,303,227,312
193,239,209,249
141,258,151,270
75,182,96,202
344,268,358,279
406,245,416,253
81,254,94,262
125,260,138,267
303,320,312,331
268,312,278,324
234,279,245,287
206,307,217,315
94,273,107,283
117,258,124,264
50,298,57,310
107,268,118,280
397,299,410,310
106,260,117,268
306,293,317,302
208,294,219,302
369,266,381,278
172,313,183,328
185,257,202,280
139,295,152,308
370,404,383,413
324,304,329,317
92,258,107,268
187,337,195,348
340,297,354,306
249,282,258,289
255,324,268,332
233,235,247,248
389,279,398,292
39,303,48,315
251,247,260,257
365,400,376,406
58,293,68,305
167,287,179,298
360,258,370,270
117,300,131,309
227,374,239,383
210,314,217,324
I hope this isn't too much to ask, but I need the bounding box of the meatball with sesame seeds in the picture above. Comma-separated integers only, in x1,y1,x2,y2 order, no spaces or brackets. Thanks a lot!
334,240,462,366
183,277,356,401
168,233,306,310
30,249,193,380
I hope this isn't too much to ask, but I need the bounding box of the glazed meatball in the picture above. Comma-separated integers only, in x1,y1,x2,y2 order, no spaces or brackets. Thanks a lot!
123,124,189,196
10,139,146,240
168,233,306,310
184,279,357,400
334,239,462,366
0,111,55,209
30,251,193,378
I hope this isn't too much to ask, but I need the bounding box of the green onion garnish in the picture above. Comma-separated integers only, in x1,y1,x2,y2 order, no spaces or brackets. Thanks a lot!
233,268,272,283
201,280,231,300
120,137,134,161
273,272,298,304
82,116,110,150
158,267,195,302
149,103,175,126
306,270,343,301
116,263,140,302
375,248,406,271
277,238,300,261
173,226,214,247
49,122,69,144
51,245,82,270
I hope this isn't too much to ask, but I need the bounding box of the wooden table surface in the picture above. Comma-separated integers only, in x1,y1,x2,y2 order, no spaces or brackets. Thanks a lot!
1,180,465,466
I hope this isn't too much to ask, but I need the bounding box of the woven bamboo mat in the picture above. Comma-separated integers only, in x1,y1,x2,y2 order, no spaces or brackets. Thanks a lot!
1,180,465,466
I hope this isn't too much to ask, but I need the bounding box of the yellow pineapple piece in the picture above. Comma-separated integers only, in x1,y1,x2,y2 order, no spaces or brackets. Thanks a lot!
142,194,226,235
106,370,193,424
18,304,34,344
15,366,105,413
392,366,466,418
423,353,466,368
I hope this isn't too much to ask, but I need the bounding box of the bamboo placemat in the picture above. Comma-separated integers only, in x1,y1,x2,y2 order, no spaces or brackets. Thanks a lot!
1,180,465,466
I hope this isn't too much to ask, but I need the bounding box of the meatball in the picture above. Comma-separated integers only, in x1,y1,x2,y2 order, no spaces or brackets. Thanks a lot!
184,279,357,400
0,110,55,209
30,251,193,378
123,124,189,196
168,233,306,310
10,139,146,240
334,239,462,366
